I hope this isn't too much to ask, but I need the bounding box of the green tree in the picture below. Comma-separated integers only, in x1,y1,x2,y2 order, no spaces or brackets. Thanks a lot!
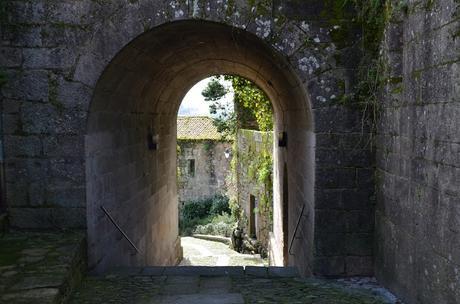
229,76,273,131
201,75,273,139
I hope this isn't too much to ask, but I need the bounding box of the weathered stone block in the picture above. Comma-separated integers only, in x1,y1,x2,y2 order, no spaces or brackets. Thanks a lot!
21,103,86,134
46,1,94,25
2,113,20,134
5,158,49,183
23,47,77,69
46,186,85,208
385,22,403,51
313,106,364,133
49,158,85,184
6,182,29,207
0,47,22,67
313,256,345,276
315,233,346,256
43,135,84,158
342,189,373,210
315,210,347,233
345,256,373,276
56,78,92,110
7,1,46,24
316,168,356,189
28,181,47,206
3,135,42,157
8,207,86,229
2,25,43,47
346,210,374,233
345,233,373,256
1,70,49,101
2,99,21,113
315,189,342,210
316,148,373,168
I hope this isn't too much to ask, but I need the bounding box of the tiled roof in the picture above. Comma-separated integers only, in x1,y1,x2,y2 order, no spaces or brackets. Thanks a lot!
177,116,221,140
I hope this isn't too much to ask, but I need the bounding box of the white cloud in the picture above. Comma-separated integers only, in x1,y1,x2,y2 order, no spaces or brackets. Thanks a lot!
178,77,233,117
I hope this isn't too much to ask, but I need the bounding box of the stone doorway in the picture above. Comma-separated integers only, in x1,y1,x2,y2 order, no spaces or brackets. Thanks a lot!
85,20,314,274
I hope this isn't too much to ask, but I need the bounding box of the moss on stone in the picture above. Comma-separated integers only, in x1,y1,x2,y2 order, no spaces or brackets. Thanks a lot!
48,75,64,113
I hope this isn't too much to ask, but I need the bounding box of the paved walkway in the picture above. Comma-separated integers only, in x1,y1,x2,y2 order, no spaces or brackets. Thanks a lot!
69,266,396,304
179,237,266,267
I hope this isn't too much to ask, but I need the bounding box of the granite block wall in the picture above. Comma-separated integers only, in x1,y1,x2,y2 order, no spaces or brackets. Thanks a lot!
375,0,460,303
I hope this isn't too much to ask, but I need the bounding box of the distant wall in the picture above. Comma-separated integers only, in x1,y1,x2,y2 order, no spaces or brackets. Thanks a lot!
177,140,232,203
236,130,273,251
375,0,460,303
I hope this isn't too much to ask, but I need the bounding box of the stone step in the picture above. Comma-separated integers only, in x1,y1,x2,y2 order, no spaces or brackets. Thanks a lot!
106,266,299,278
153,293,244,304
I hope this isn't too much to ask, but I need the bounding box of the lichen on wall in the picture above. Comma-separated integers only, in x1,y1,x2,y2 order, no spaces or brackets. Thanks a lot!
177,139,232,204
233,129,273,253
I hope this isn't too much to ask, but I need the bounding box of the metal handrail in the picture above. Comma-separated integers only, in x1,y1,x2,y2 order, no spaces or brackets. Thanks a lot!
100,206,140,254
288,204,307,255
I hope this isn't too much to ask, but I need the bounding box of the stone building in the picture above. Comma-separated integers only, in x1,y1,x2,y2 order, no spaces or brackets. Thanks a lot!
177,116,232,204
0,1,458,303
235,129,273,254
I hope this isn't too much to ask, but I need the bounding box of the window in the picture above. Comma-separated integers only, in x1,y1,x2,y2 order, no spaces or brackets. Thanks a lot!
188,159,195,177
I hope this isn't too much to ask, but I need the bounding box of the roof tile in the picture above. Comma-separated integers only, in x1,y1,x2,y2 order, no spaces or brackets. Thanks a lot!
177,116,221,140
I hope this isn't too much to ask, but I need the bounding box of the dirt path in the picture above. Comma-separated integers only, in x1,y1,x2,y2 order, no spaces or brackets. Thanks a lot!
179,236,266,267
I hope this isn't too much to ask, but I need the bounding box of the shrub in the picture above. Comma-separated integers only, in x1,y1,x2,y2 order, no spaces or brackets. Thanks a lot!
194,213,235,237
210,194,231,216
179,195,234,236
181,198,212,221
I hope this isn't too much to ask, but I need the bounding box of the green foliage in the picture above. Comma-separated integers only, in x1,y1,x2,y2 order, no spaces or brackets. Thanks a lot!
203,140,215,151
339,0,388,54
232,131,273,230
181,199,212,221
201,76,236,139
209,194,231,215
334,0,395,141
201,75,273,139
194,212,235,237
251,141,273,224
230,76,273,132
179,195,233,236
202,78,227,101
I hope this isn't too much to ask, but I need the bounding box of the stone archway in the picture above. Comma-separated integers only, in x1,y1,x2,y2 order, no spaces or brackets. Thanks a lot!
2,0,376,279
86,20,315,274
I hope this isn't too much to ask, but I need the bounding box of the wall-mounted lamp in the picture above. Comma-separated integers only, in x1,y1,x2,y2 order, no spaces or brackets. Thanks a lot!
278,131,287,147
147,131,159,151
224,148,232,159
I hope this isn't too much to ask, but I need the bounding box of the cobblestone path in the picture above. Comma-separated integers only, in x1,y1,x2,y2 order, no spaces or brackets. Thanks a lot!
179,237,266,267
69,267,396,304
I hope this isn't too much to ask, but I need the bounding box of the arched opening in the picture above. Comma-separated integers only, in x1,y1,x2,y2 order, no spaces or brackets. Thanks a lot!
177,75,274,267
85,20,314,275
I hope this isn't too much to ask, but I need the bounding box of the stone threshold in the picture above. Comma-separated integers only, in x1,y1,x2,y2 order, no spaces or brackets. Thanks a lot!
106,266,299,278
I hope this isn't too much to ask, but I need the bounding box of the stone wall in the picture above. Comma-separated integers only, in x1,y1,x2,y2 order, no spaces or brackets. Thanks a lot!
0,0,375,277
236,129,273,252
375,0,460,303
86,112,182,272
177,140,232,203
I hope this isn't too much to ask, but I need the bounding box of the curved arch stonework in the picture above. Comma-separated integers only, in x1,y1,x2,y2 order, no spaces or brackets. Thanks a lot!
1,1,374,277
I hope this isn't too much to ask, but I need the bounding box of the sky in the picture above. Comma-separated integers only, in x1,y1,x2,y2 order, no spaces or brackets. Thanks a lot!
178,77,234,117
